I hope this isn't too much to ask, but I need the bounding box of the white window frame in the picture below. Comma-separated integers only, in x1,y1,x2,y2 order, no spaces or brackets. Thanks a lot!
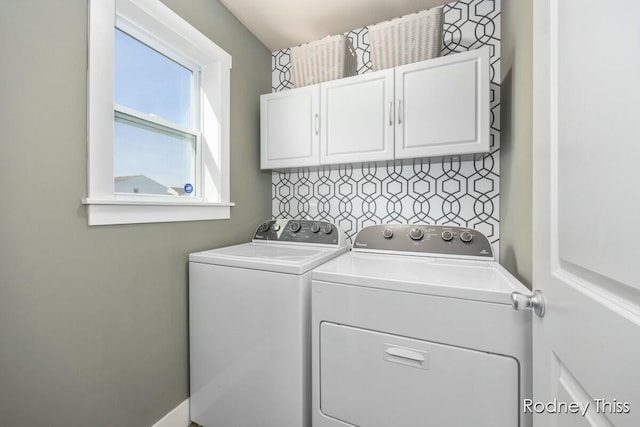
84,0,233,225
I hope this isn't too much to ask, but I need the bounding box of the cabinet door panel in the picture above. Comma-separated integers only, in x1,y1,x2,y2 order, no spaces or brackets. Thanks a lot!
321,70,394,164
260,86,320,169
395,48,490,159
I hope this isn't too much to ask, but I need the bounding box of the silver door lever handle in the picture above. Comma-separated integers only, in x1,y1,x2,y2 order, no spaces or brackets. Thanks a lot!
511,290,545,317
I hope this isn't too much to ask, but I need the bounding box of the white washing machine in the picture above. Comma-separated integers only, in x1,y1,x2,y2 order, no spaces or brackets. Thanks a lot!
311,224,532,427
189,219,347,427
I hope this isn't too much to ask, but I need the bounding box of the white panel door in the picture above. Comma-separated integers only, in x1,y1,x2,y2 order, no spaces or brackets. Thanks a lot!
395,48,490,159
533,1,640,426
260,85,320,169
320,69,394,164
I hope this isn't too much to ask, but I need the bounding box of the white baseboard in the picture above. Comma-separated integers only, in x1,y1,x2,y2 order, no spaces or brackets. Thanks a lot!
152,398,190,427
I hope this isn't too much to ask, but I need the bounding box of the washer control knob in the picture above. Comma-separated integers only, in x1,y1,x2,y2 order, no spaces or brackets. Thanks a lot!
310,223,320,233
382,228,394,239
271,223,280,232
409,227,424,241
460,230,473,243
258,222,270,232
322,224,333,234
289,221,301,233
441,230,453,241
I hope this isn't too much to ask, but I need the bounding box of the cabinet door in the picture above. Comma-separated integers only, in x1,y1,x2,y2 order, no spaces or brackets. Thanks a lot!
260,85,320,169
321,69,395,164
395,48,490,159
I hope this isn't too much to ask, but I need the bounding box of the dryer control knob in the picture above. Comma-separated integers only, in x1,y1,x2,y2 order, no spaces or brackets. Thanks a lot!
310,223,320,233
460,230,473,243
441,230,453,241
289,221,301,233
409,227,424,241
258,222,270,232
382,228,394,239
322,224,333,234
271,224,280,232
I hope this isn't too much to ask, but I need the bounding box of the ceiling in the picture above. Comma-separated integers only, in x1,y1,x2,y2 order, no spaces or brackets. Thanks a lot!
219,0,450,52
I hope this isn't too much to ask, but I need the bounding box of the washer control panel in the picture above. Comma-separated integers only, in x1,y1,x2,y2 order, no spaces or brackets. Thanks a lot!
353,224,493,259
253,219,344,245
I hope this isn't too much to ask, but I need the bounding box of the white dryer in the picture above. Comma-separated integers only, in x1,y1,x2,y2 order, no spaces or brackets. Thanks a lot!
189,219,347,427
311,224,532,427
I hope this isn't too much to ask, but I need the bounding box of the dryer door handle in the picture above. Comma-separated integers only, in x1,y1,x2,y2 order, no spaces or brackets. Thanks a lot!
384,344,429,369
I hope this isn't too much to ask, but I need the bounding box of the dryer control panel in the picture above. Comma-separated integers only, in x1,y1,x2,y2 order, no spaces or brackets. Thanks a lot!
253,219,345,246
352,224,493,259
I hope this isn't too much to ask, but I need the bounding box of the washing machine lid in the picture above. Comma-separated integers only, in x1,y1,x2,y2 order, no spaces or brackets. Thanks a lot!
312,252,528,305
190,242,348,275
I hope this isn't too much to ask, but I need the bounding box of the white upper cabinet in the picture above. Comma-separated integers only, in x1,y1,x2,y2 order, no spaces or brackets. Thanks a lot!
260,48,490,170
260,85,320,169
321,69,395,165
395,48,490,159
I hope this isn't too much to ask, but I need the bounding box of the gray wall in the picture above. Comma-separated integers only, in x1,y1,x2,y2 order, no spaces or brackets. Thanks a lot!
0,0,272,425
500,0,533,287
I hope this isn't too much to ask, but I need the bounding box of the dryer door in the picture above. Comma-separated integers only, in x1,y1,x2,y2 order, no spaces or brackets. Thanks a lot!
319,323,519,427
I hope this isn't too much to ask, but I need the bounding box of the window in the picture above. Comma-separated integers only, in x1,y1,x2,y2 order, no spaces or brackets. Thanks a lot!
85,0,233,225
113,27,198,199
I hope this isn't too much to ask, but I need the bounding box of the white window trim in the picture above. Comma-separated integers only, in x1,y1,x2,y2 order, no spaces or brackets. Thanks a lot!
84,0,233,225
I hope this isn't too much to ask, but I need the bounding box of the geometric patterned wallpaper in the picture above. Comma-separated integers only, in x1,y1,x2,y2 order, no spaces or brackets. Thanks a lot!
271,0,501,248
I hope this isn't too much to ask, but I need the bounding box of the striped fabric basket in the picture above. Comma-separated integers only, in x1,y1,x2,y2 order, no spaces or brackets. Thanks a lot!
368,7,444,71
290,35,357,87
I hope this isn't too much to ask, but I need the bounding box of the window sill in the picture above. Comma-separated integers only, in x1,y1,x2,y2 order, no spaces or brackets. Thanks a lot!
82,198,234,225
